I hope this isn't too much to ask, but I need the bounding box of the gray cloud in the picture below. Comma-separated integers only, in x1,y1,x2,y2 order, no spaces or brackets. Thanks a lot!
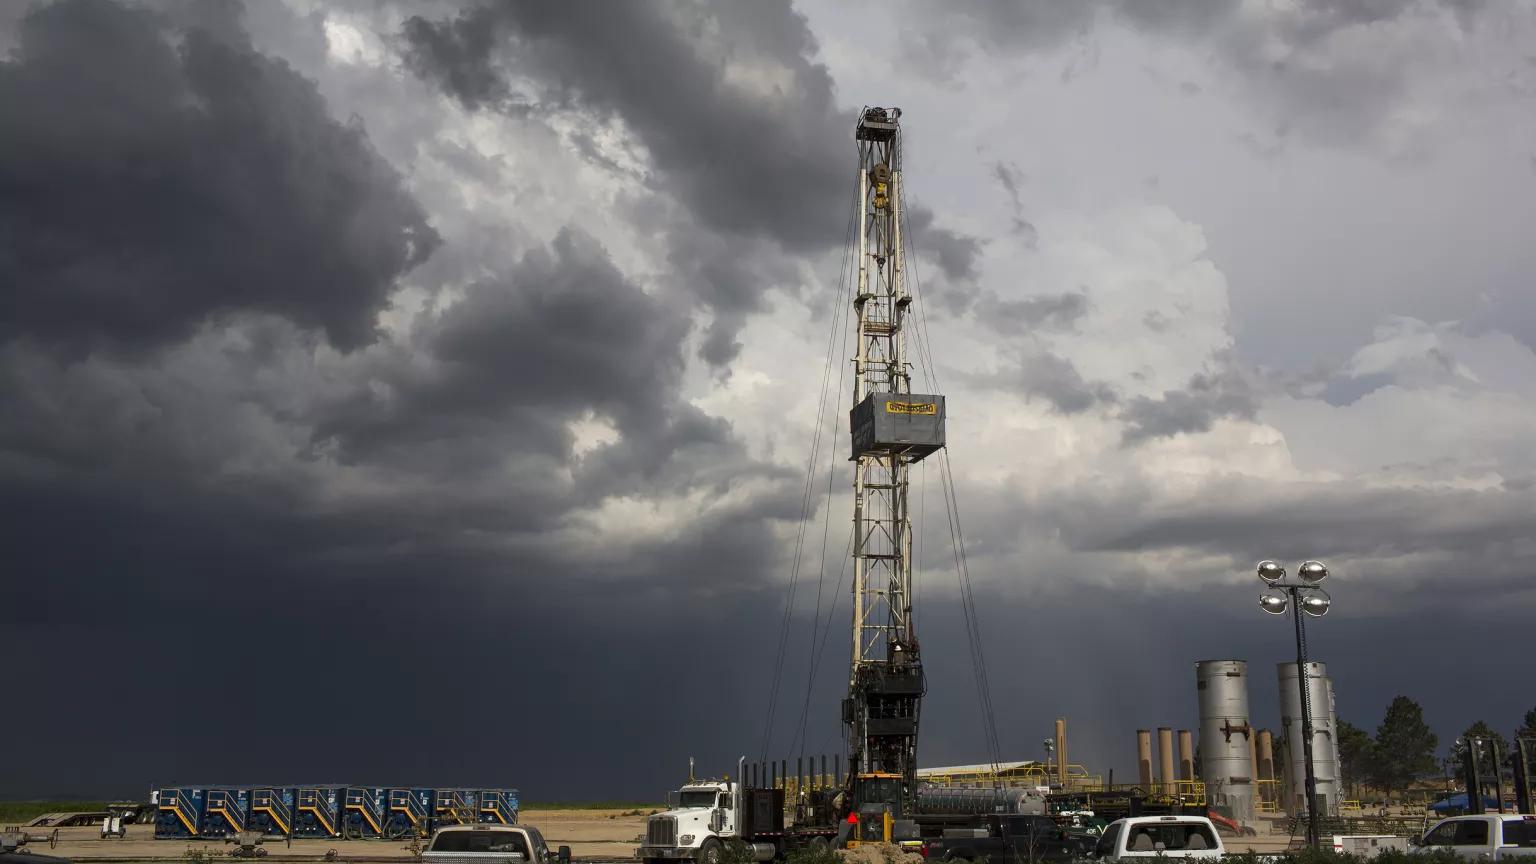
402,1,983,367
978,291,1089,334
1019,351,1117,414
991,161,1039,245
401,1,848,252
0,0,436,355
907,0,1493,146
1120,364,1258,444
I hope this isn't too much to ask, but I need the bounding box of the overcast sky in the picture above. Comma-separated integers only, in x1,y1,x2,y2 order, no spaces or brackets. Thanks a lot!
3,0,1535,802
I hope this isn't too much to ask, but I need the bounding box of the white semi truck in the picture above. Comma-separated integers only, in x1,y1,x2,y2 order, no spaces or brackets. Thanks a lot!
635,760,845,864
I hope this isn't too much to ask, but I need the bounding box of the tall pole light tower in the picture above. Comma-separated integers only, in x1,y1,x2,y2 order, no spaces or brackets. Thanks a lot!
843,106,945,811
1257,560,1333,850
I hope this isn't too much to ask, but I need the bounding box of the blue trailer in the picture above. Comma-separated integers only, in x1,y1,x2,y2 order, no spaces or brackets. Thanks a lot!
155,788,205,839
249,788,296,837
343,787,388,839
202,788,251,838
293,786,344,838
386,788,433,839
477,790,520,825
434,789,479,826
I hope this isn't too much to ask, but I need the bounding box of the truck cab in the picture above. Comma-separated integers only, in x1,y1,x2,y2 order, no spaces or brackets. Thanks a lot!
1417,815,1536,860
639,781,738,864
1091,816,1224,861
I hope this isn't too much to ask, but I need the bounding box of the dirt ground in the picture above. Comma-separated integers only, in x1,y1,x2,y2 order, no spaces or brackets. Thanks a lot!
19,810,1346,862
24,810,649,862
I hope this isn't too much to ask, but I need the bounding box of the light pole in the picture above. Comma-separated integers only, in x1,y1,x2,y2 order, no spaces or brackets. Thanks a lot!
1257,559,1332,850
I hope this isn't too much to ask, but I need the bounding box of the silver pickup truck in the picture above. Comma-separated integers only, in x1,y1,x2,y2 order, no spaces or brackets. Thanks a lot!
1417,815,1536,860
423,825,573,864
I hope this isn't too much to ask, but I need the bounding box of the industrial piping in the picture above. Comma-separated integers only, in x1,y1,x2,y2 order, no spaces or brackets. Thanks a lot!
1158,728,1175,795
1137,730,1153,788
1178,730,1194,781
1055,718,1068,787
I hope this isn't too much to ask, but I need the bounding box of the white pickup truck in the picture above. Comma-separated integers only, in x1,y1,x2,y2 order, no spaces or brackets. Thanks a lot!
1417,814,1536,860
423,825,572,864
1089,816,1224,861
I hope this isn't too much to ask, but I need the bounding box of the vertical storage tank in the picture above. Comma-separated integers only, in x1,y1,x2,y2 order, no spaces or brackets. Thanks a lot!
1196,660,1255,827
1278,661,1340,817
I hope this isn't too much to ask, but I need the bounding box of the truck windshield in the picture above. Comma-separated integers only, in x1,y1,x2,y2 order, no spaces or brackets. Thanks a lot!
678,792,718,809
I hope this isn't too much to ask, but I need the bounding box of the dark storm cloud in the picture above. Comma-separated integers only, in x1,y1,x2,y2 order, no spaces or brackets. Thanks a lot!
402,1,983,366
401,0,847,252
311,228,795,524
1119,365,1258,444
0,0,436,354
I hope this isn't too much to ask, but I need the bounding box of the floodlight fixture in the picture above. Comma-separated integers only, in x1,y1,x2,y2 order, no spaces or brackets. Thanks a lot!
1300,588,1331,617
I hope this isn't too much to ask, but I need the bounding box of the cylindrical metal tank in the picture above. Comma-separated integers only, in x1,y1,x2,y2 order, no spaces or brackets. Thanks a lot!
1137,730,1153,788
1278,661,1340,817
1325,677,1342,792
915,787,1043,815
1178,730,1194,781
1196,660,1255,827
1158,728,1176,794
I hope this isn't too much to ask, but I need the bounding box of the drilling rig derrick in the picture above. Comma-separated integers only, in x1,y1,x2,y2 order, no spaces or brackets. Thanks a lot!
843,106,945,815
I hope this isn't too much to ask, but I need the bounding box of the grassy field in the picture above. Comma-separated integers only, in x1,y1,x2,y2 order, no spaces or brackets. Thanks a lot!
0,801,113,823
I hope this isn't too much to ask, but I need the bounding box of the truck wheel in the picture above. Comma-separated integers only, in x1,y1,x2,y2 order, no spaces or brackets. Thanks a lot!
698,838,724,864
806,838,829,855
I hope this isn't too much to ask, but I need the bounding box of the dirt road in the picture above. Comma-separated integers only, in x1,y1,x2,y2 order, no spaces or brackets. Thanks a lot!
28,810,648,862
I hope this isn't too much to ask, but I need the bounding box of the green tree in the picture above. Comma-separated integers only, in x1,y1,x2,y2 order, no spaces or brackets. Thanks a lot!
1522,707,1536,735
1370,696,1439,799
1458,720,1510,760
1337,720,1376,799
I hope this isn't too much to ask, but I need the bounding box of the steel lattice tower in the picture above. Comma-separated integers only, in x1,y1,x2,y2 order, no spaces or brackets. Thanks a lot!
844,107,944,808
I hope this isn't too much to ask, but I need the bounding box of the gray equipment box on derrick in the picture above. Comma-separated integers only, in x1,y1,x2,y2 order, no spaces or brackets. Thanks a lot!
850,392,945,461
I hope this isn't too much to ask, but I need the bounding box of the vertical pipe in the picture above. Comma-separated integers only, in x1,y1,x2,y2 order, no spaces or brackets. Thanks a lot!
1257,730,1274,811
822,755,828,791
1055,719,1068,787
771,762,777,791
1258,730,1275,781
1137,730,1154,788
1249,730,1260,797
1178,730,1194,781
1158,728,1176,795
